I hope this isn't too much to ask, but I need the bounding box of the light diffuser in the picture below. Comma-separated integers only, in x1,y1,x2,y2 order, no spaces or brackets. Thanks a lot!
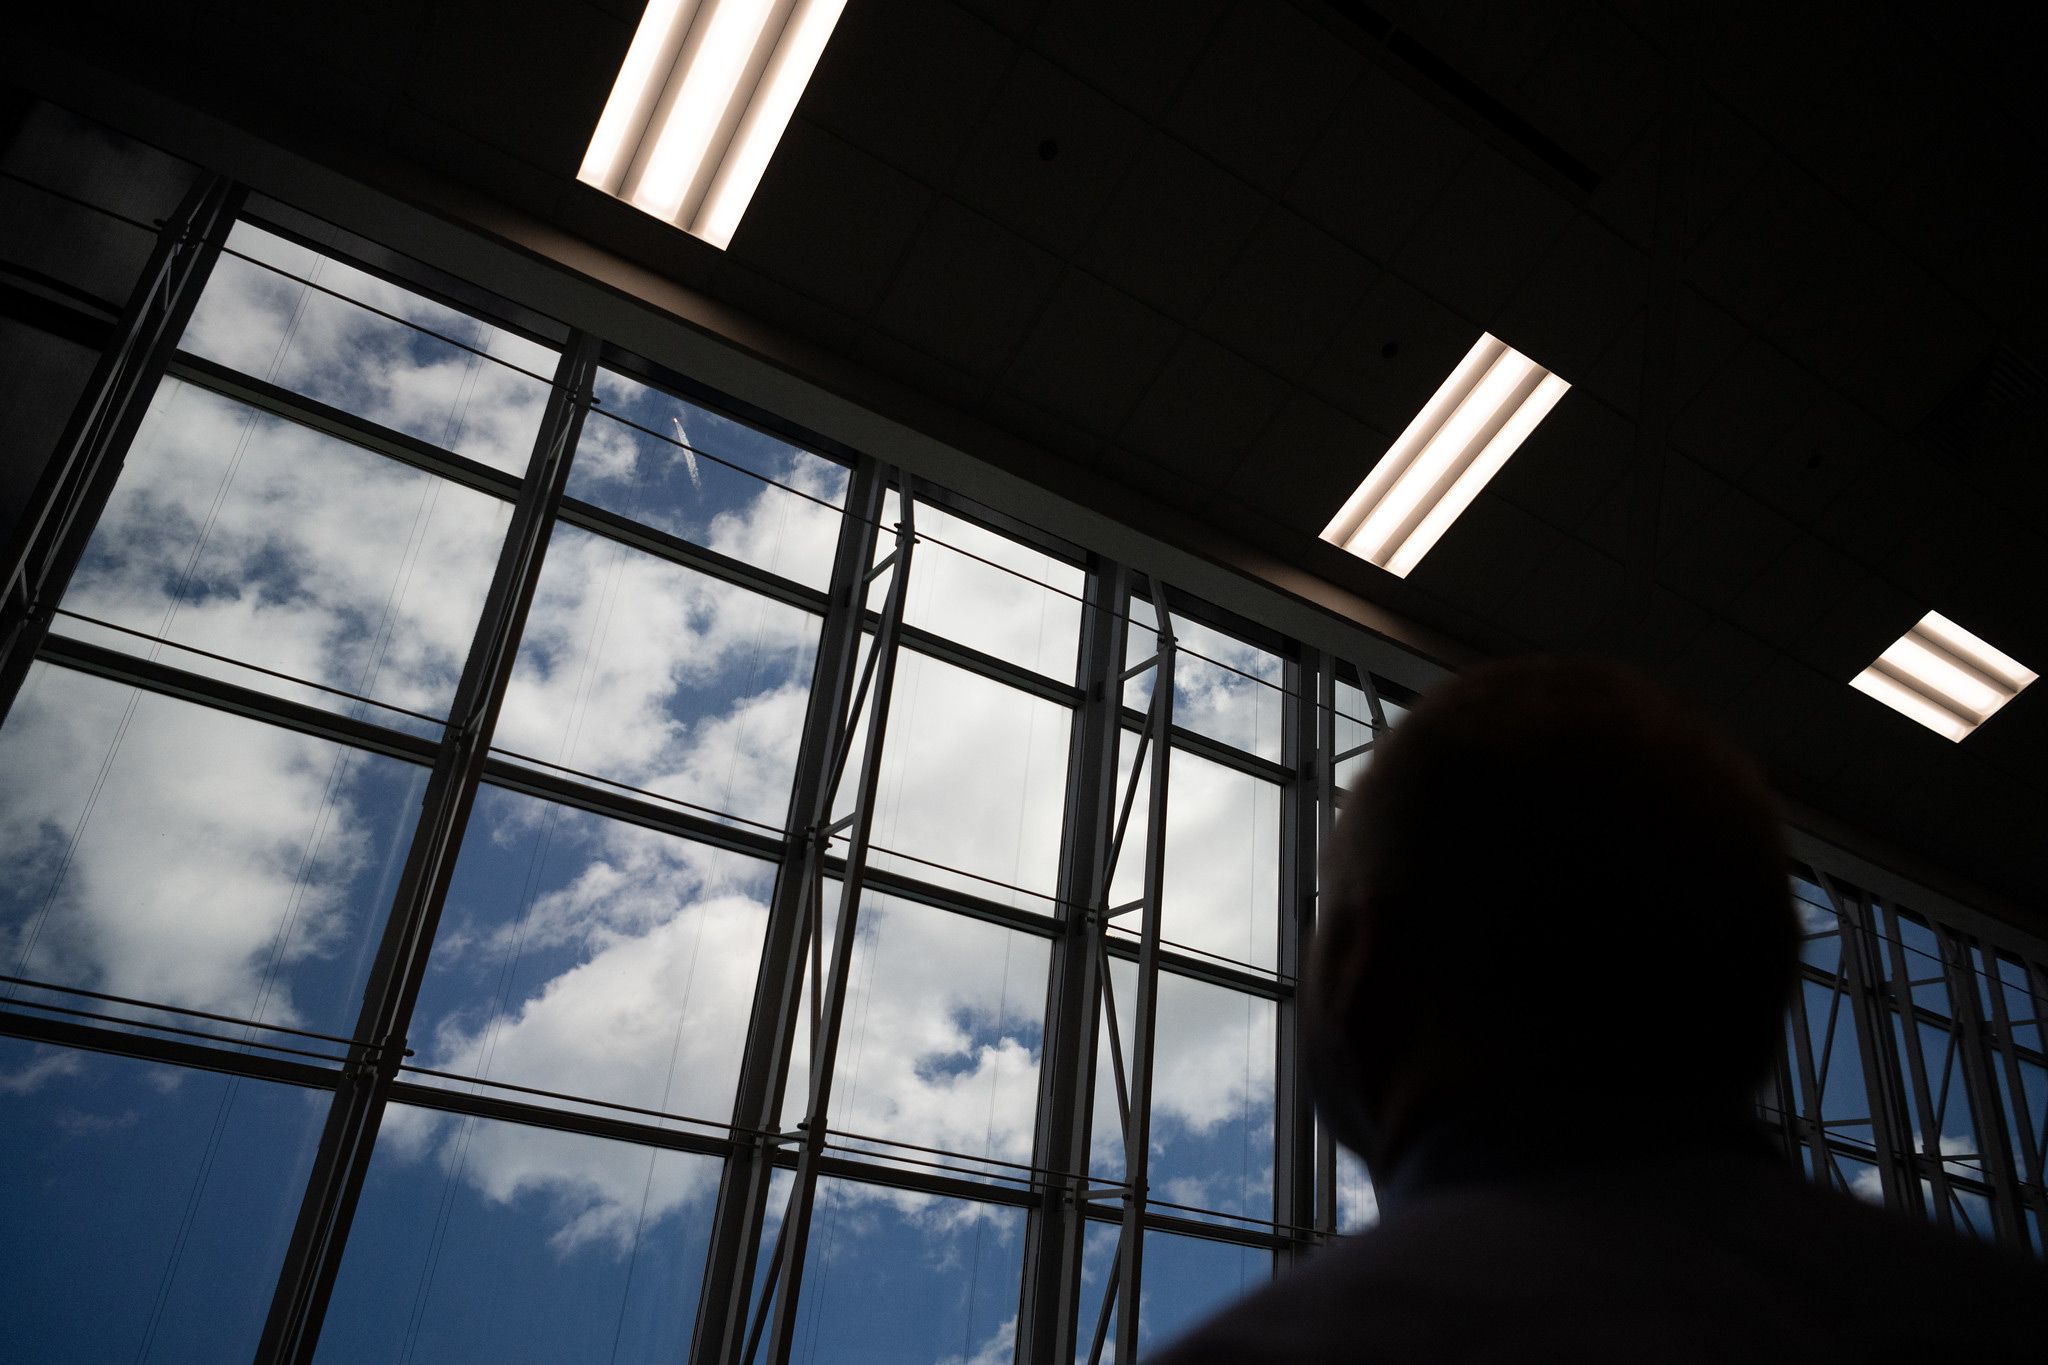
1850,611,2036,741
1321,334,1569,577
578,0,850,249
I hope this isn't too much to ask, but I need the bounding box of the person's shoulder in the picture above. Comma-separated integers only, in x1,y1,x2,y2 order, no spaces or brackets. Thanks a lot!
1146,1162,2048,1362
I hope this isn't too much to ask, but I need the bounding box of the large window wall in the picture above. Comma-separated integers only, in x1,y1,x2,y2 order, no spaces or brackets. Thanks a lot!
2,100,2044,1365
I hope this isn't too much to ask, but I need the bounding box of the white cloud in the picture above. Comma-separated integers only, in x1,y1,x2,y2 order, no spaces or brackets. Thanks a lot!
937,1315,1017,1365
4,222,1294,1267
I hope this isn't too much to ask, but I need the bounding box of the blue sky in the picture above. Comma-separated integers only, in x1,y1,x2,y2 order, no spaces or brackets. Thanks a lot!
6,212,2039,1365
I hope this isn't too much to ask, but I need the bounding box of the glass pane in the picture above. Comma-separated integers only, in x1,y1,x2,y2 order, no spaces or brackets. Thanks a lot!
851,646,1071,909
871,494,1083,681
814,892,1048,1180
789,1179,1026,1364
1998,955,2044,1053
407,784,771,1127
1109,738,1281,972
1126,598,1285,762
572,369,847,590
0,1040,324,1363
62,378,509,729
1888,909,1952,1015
181,222,556,476
320,1105,720,1363
1074,1221,1121,1363
1793,877,1840,972
1139,1230,1268,1352
1090,960,1275,1226
1332,677,1374,792
1794,979,1870,1133
1335,1144,1378,1233
0,664,424,1040
495,522,822,831
1835,1151,1886,1204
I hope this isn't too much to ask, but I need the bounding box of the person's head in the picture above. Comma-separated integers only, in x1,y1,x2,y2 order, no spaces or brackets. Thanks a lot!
1306,656,1797,1174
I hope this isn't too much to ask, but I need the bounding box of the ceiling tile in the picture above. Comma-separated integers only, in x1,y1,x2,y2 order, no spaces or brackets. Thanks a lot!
1307,271,1475,433
1166,0,1362,194
1513,1,1664,177
1662,616,1778,711
1493,536,1631,647
1119,333,1290,487
1795,574,1922,684
947,51,1150,255
1197,209,1376,383
1284,63,1478,266
873,198,1063,378
1030,0,1232,118
952,0,1044,36
405,0,624,176
1611,586,1712,673
1767,220,1988,433
978,385,1103,465
1404,492,1561,625
1721,531,1861,657
1389,0,1579,94
1653,456,1792,612
1680,101,1842,329
800,0,1015,183
1492,215,1646,384
1076,133,1268,320
1225,390,1388,533
726,121,936,314
1393,151,1575,324
999,269,1181,433
1486,393,1636,529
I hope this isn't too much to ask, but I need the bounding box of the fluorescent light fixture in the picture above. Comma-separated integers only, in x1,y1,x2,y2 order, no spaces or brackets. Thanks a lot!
578,0,849,249
1321,334,1569,578
1850,611,2036,741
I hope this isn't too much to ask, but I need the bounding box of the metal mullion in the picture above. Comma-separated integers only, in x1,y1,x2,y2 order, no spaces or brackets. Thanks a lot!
385,1079,735,1161
837,861,1061,941
1874,903,1958,1227
1113,576,1176,1365
1274,653,1317,1269
887,619,1088,707
253,330,600,1365
1982,952,2047,1198
36,634,442,765
1113,708,1294,785
1825,879,1914,1214
1098,935,1291,1003
689,461,885,1365
1137,1206,1288,1254
556,495,829,616
798,1151,1041,1210
1783,960,1836,1185
1947,934,2028,1246
1016,561,1127,1365
760,485,919,1365
164,352,522,501
476,756,786,865
0,1009,339,1090
1311,651,1340,1234
0,174,243,722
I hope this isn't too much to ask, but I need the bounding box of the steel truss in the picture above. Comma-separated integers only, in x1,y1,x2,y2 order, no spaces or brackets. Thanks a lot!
3,152,2048,1365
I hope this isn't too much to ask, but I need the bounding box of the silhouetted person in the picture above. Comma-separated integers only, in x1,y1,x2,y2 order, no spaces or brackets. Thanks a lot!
1152,657,2046,1362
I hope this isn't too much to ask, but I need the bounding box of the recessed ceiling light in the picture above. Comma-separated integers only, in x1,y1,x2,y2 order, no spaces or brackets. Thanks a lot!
1850,611,2036,741
1320,334,1569,578
578,0,850,249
